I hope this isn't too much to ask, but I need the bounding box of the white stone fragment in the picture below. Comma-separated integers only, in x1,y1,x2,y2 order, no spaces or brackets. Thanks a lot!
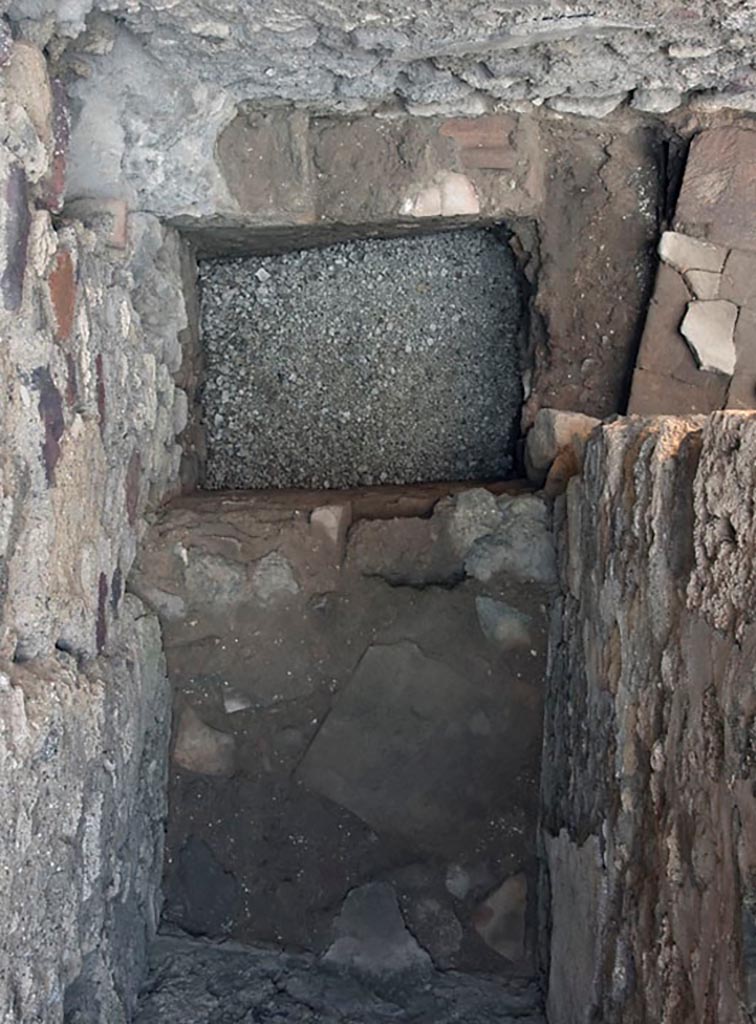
401,172,480,218
658,231,728,274
680,300,739,375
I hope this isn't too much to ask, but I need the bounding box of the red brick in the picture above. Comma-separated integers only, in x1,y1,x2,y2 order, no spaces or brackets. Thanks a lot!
49,249,75,341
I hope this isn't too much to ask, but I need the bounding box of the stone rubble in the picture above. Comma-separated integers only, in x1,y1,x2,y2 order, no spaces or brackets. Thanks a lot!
680,299,739,374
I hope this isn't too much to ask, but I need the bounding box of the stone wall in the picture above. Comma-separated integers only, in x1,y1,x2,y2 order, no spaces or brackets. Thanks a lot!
541,413,756,1023
0,35,188,1023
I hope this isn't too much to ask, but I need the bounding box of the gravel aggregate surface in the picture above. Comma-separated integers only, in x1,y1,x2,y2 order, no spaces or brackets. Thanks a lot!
199,230,523,490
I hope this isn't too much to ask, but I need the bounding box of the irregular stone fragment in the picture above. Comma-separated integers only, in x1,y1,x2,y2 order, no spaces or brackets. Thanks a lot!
38,79,71,214
658,231,728,275
680,300,738,375
444,487,502,556
173,705,235,776
4,42,53,147
465,496,556,585
185,551,248,607
222,686,253,715
401,172,480,218
473,873,528,962
310,503,352,561
404,896,463,967
325,883,432,976
475,597,533,650
32,365,65,485
524,408,600,485
251,551,299,603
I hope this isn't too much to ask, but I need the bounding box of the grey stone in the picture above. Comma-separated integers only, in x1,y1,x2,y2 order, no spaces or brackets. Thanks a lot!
251,551,299,603
465,496,556,585
324,883,432,975
630,87,684,113
134,935,546,1023
443,487,502,557
680,299,739,375
475,597,533,650
184,552,248,607
684,269,721,301
546,92,628,118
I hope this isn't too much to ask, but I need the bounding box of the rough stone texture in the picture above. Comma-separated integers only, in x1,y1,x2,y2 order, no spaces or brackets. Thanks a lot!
0,41,187,1023
130,486,552,973
524,408,600,486
2,601,171,1024
541,415,756,1024
134,935,546,1024
200,230,523,489
18,2,756,223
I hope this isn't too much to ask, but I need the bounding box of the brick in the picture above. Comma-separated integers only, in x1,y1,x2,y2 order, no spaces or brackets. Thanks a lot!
635,264,701,384
48,249,76,341
440,114,518,170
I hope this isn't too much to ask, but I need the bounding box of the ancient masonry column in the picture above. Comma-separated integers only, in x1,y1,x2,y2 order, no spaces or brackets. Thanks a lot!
540,413,756,1024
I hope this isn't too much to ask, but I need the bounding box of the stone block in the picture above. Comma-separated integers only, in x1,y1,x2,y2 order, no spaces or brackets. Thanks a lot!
735,308,756,373
2,164,31,311
310,503,352,562
675,127,756,253
627,366,728,415
721,249,756,310
680,299,738,374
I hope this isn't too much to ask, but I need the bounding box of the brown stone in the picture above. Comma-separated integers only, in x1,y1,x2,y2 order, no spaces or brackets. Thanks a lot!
49,249,76,341
734,308,756,373
675,127,756,253
627,366,728,415
725,374,756,410
439,114,518,170
634,263,699,383
37,79,70,215
3,42,53,147
473,873,529,963
2,164,31,311
721,249,756,310
217,107,313,222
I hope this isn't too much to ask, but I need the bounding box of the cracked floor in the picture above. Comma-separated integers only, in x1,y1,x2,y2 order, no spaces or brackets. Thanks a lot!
131,482,555,994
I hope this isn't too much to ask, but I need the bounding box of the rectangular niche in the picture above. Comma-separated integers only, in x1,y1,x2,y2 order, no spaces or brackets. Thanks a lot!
199,228,524,490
